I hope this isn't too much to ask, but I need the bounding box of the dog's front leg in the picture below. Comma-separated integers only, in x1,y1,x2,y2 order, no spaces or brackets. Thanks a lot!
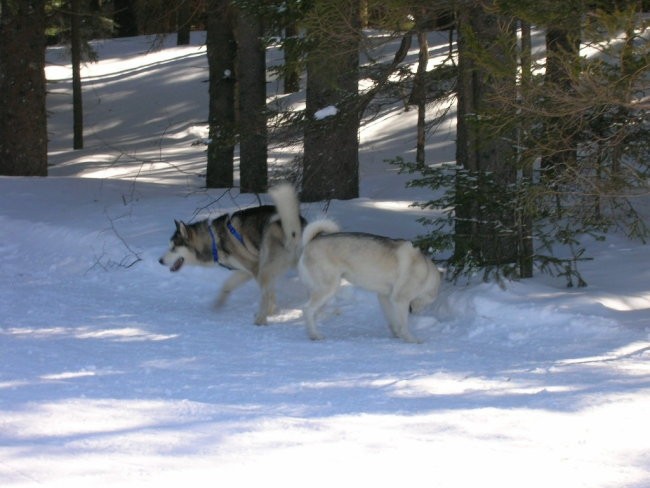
378,294,400,339
254,267,278,325
255,286,276,326
215,270,252,309
381,295,421,343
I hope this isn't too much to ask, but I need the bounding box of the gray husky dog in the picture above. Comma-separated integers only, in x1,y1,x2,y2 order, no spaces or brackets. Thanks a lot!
298,219,441,342
159,184,305,325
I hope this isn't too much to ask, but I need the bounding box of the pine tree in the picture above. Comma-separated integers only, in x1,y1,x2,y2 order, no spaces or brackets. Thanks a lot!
302,0,361,201
236,4,268,193
0,0,48,176
454,1,518,276
205,0,236,188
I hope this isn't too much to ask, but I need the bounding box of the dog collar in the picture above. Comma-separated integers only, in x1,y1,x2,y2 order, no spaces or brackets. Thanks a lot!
226,219,245,245
207,223,219,262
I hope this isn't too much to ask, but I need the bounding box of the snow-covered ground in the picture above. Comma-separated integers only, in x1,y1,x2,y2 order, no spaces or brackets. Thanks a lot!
1,32,649,488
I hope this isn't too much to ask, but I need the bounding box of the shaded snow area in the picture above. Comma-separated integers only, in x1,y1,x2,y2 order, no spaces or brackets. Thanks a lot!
1,32,649,488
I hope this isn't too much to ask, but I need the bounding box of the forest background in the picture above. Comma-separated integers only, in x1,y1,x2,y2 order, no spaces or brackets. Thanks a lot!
1,0,649,283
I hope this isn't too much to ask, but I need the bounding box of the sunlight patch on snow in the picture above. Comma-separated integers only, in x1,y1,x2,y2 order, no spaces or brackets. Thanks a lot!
0,380,30,390
1,399,210,440
2,326,69,339
597,294,650,311
360,106,413,143
40,370,98,381
2,326,177,342
141,357,200,370
269,308,303,323
81,166,142,179
165,124,209,141
276,373,574,399
2,400,647,488
357,200,415,211
76,327,178,342
554,341,650,368
388,373,574,398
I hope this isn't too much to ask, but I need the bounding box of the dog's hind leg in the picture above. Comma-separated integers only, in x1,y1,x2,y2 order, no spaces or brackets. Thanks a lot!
215,270,252,309
303,281,340,341
304,287,338,341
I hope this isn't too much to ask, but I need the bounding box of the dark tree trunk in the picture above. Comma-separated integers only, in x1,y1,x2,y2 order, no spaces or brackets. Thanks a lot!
113,0,138,37
302,0,361,202
205,0,236,188
540,23,580,174
455,2,518,268
519,20,534,279
0,0,48,176
236,8,268,193
412,31,428,165
283,22,300,94
71,0,84,149
177,0,192,46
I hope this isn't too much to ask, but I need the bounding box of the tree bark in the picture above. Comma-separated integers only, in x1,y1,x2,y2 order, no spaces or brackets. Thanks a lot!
0,0,48,176
540,21,580,175
177,0,192,46
206,0,236,188
236,7,268,193
519,20,534,278
113,0,138,37
455,2,518,268
283,21,300,94
71,0,84,149
302,0,361,202
413,31,428,165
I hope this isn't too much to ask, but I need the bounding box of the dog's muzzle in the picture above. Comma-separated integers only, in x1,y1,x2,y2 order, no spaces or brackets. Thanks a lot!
159,256,184,272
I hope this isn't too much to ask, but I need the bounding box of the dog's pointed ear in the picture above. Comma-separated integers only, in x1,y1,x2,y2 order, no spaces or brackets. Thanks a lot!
175,220,189,239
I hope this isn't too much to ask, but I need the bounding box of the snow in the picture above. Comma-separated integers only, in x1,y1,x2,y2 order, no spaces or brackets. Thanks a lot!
314,105,338,120
1,32,649,488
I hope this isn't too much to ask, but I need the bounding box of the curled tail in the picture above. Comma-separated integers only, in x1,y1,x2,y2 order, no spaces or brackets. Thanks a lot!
269,183,302,250
302,219,340,247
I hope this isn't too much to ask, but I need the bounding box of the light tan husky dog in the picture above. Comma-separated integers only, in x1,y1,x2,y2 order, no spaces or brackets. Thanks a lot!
298,219,441,342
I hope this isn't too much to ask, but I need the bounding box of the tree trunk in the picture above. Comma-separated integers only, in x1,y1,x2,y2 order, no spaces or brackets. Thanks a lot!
113,0,138,37
519,20,533,279
236,8,268,193
455,2,518,269
205,0,236,188
413,31,428,165
302,0,361,202
177,0,192,46
283,21,300,94
0,0,48,176
71,0,84,150
540,23,580,175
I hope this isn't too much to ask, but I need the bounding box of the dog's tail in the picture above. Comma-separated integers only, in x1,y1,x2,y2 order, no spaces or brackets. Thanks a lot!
269,183,302,249
302,219,340,247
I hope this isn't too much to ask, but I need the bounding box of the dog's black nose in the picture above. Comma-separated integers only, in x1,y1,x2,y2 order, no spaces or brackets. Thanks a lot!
158,258,164,265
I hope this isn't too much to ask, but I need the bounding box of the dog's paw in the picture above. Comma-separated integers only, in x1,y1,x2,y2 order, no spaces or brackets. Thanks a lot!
254,315,268,326
308,331,324,341
399,334,422,344
214,293,229,310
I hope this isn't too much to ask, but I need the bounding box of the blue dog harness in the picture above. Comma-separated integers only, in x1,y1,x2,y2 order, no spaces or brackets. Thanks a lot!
207,224,220,263
207,217,246,264
227,220,245,245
